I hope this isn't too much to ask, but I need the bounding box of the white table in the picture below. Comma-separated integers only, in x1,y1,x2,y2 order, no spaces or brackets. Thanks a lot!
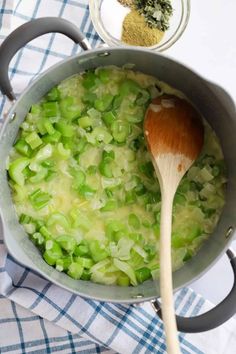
166,0,236,305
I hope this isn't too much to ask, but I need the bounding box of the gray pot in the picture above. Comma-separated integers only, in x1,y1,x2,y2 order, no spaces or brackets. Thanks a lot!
0,18,236,333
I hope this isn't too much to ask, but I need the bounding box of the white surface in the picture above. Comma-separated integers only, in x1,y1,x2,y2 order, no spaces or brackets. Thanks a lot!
165,0,236,305
101,0,130,39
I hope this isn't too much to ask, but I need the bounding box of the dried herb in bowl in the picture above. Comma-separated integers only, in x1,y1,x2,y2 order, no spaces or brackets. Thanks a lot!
135,0,173,31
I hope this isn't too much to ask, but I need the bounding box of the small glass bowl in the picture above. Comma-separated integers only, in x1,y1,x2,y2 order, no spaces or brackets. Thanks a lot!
89,0,190,51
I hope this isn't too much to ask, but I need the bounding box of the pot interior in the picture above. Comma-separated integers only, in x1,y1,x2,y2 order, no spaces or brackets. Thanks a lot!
0,48,235,303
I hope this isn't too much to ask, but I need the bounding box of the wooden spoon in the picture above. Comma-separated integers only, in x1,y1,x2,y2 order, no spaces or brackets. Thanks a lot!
144,95,204,354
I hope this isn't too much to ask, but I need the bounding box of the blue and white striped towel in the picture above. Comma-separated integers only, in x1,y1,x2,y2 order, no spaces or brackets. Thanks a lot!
1,1,236,353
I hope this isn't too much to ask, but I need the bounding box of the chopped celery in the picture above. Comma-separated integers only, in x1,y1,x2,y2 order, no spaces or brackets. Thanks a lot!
78,184,96,199
128,214,140,230
74,243,90,257
43,102,59,117
47,212,70,229
25,132,42,149
57,235,77,253
8,157,30,186
111,121,130,143
117,273,130,286
77,257,94,269
55,121,74,137
78,116,93,129
82,71,97,89
46,87,60,102
100,200,118,212
119,79,140,96
67,262,83,279
43,240,63,265
113,259,137,286
94,94,113,112
102,111,116,126
60,96,81,120
29,189,51,210
89,240,109,262
135,267,151,283
14,139,32,157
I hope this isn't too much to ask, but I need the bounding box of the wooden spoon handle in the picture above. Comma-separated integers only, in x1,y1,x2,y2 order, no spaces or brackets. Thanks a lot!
160,192,181,354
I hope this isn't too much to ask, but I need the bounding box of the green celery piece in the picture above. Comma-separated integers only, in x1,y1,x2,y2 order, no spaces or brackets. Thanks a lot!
125,190,137,205
97,68,110,83
135,267,151,283
36,118,47,135
100,200,118,212
42,130,61,143
8,157,30,186
129,233,143,243
39,226,52,241
82,71,97,89
78,116,93,129
90,127,113,145
94,94,114,112
43,240,63,265
44,119,55,135
99,160,113,178
111,120,130,143
29,167,48,184
78,184,96,199
30,104,41,115
60,96,81,120
57,142,71,158
134,182,146,196
76,257,94,269
81,269,91,280
87,108,101,120
42,102,59,118
119,79,141,96
89,240,109,262
87,165,97,175
14,139,32,157
31,232,44,247
19,213,32,224
113,95,123,109
29,189,51,210
55,121,74,137
72,170,86,189
56,235,77,253
113,258,137,286
117,273,130,286
144,244,156,261
47,212,70,229
46,87,60,102
55,257,72,272
128,213,141,230
102,111,116,126
139,161,154,178
153,223,160,237
136,89,150,105
105,220,126,240
74,243,90,257
82,92,97,104
67,262,83,279
103,150,115,160
173,193,186,206
25,132,42,149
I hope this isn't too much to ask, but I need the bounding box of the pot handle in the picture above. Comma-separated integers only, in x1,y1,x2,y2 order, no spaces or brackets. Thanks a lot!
0,17,91,101
151,248,236,333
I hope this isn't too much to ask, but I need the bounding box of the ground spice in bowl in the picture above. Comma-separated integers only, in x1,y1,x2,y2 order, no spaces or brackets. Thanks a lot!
122,10,164,46
118,0,134,7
